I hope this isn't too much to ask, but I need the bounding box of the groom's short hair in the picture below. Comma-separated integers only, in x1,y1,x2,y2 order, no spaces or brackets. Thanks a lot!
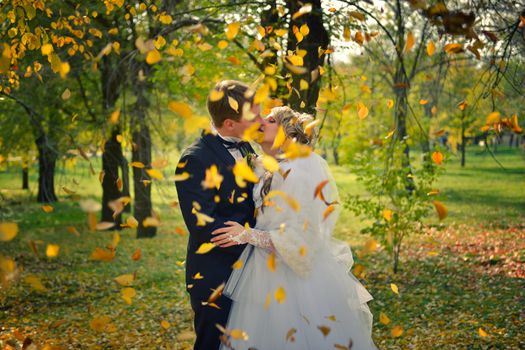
207,80,254,127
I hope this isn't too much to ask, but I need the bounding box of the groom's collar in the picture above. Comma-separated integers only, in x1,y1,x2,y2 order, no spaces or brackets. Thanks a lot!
200,130,236,167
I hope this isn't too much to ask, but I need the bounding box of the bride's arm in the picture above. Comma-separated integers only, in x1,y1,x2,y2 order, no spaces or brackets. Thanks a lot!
211,221,274,250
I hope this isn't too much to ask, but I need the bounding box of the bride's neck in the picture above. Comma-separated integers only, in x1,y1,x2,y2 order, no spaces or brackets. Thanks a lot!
260,142,278,157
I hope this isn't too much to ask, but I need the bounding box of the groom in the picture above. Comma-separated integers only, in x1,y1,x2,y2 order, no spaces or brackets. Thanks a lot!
175,80,262,350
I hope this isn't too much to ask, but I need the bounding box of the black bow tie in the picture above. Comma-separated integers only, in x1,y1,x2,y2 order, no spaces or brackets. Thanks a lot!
219,138,254,158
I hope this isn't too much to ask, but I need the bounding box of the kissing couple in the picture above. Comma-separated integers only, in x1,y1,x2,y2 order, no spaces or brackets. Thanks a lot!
175,80,376,350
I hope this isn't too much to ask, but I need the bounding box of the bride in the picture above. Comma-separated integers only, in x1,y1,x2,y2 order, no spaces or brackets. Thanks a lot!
210,106,376,350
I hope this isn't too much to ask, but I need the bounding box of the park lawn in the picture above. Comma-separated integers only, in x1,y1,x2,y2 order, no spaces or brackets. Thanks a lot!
0,146,524,349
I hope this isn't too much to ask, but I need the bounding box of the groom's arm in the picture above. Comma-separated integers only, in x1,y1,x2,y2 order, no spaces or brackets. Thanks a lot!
175,155,239,252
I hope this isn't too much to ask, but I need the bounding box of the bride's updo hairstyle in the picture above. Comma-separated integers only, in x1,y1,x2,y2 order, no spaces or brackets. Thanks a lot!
270,106,317,146
259,106,317,202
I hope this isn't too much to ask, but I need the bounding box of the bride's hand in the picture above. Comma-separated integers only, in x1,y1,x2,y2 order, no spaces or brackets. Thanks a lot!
210,221,246,247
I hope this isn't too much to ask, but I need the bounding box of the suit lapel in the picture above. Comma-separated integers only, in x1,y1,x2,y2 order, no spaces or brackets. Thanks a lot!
201,131,236,168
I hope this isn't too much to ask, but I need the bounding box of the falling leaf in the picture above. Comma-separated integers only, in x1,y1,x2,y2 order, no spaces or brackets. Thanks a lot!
146,168,164,180
387,99,395,109
232,259,243,270
196,242,216,254
46,244,59,258
41,205,54,213
121,287,136,304
129,161,145,168
444,43,463,54
433,200,448,220
146,49,161,64
61,88,71,100
201,165,223,190
233,161,259,188
267,253,276,272
274,286,286,303
0,222,18,241
262,154,279,172
265,190,300,211
383,209,393,222
322,204,336,221
391,325,403,337
271,125,286,150
419,99,429,105
390,283,399,295
431,151,444,165
173,172,190,182
349,11,365,21
67,226,80,237
193,272,204,280
478,328,488,337
427,40,436,56
357,102,368,119
96,221,115,231
114,274,134,286
405,32,415,53
317,325,331,337
292,4,312,20
379,312,391,325
168,101,192,118
229,329,249,340
226,22,241,40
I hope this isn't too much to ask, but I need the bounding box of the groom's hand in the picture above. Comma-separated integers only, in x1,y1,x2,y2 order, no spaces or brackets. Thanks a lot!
211,221,246,247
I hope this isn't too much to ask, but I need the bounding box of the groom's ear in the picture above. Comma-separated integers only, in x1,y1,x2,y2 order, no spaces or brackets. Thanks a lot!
222,119,235,130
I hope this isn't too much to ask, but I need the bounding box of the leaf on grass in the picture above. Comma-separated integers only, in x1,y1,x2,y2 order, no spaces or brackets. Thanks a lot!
114,274,134,286
131,248,141,261
0,222,18,241
391,325,403,337
91,247,116,262
379,312,391,325
24,275,47,292
90,316,112,332
46,244,59,258
478,328,488,337
41,205,54,213
160,320,170,329
390,283,400,295
121,287,136,304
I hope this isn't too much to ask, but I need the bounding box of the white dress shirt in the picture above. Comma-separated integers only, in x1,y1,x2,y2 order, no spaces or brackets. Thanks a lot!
216,132,244,161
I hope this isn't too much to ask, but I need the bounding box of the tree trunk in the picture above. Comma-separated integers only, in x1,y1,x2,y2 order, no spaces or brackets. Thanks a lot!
460,111,466,167
285,0,329,115
22,165,29,190
36,135,58,203
131,66,156,239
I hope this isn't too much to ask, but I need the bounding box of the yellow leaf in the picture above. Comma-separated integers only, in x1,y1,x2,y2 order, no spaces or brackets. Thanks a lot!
486,111,500,124
254,83,270,104
274,29,287,37
41,205,54,213
431,151,443,165
121,287,136,304
90,315,111,332
274,286,286,304
230,329,249,341
419,99,429,105
159,13,172,24
209,89,224,102
41,43,53,55
262,154,279,172
343,26,351,41
292,4,312,20
233,161,259,188
317,325,331,337
90,247,116,262
361,239,378,255
173,172,190,182
201,165,223,190
168,101,192,118
383,209,393,222
24,275,47,291
160,320,170,329
272,126,286,150
226,22,241,40
390,283,399,295
196,242,216,254
379,312,391,325
322,204,336,221
143,217,160,227
478,328,488,337
391,325,403,337
265,190,300,212
267,252,276,272
129,161,145,168
46,244,59,258
427,40,435,56
228,96,239,112
232,259,243,270
96,221,115,230
146,49,161,64
387,99,394,109
193,272,204,279
299,79,309,90
217,40,228,49
357,102,368,119
264,292,271,309
0,256,16,273
405,32,415,53
154,35,166,50
444,43,463,54
349,11,366,21
114,274,134,286
61,88,71,100
0,222,18,241
286,328,297,342
433,200,448,220
146,168,164,180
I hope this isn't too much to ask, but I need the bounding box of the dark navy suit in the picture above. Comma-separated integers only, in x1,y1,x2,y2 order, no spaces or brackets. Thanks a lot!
175,131,256,350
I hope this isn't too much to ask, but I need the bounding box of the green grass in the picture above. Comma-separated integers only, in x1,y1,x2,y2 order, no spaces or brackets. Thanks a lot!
0,146,524,349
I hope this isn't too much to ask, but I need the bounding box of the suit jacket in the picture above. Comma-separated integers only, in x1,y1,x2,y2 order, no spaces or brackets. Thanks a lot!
175,131,256,300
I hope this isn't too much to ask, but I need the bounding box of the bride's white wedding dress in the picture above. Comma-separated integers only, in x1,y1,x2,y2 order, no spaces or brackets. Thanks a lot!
221,153,376,350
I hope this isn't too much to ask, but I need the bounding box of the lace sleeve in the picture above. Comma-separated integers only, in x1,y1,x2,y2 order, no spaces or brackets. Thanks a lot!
230,228,274,250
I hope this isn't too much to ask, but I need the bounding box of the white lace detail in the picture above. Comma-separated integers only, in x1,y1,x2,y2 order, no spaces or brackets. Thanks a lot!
231,228,274,250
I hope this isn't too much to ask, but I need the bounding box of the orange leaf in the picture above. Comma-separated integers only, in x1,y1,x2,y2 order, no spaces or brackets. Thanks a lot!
433,200,448,220
431,151,443,165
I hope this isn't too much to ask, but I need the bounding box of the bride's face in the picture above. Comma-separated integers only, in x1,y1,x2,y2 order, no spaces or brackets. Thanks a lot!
260,113,279,145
